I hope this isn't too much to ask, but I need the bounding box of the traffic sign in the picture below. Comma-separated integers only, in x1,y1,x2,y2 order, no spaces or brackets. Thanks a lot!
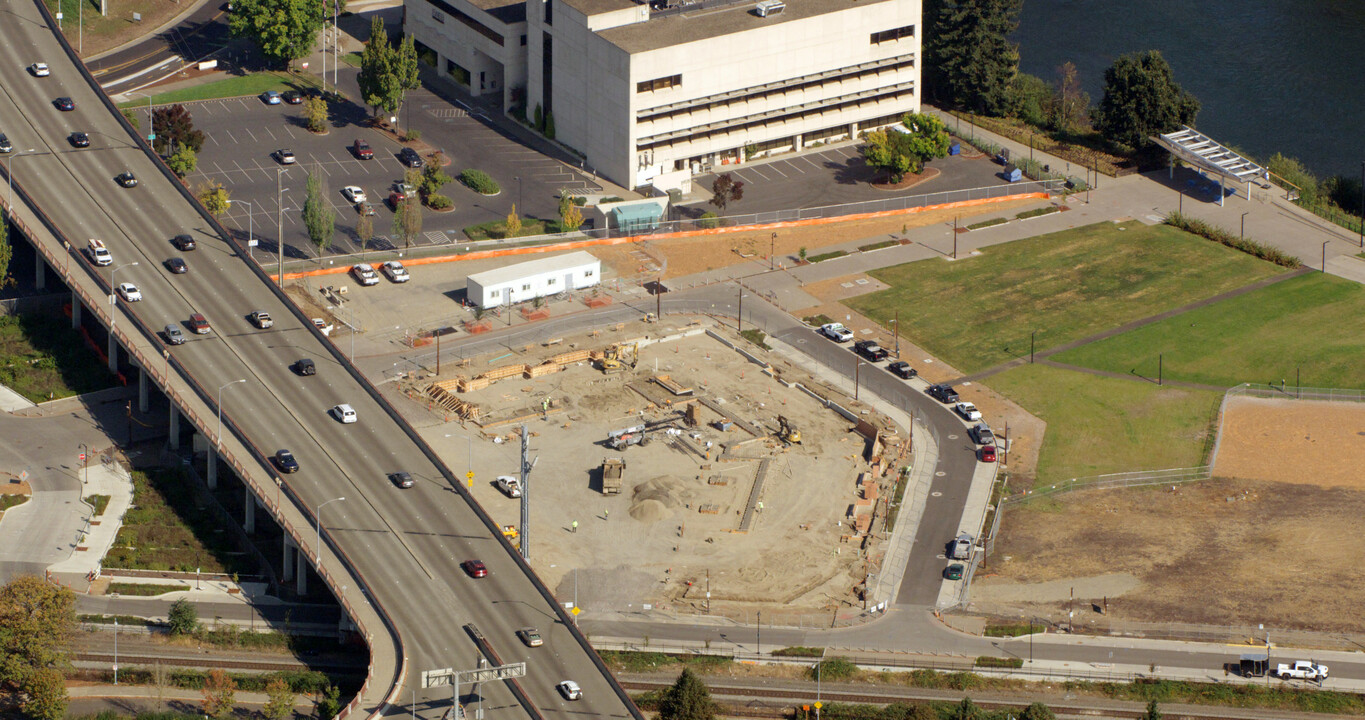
570,606,580,616
466,470,474,487
814,702,822,709
78,453,86,462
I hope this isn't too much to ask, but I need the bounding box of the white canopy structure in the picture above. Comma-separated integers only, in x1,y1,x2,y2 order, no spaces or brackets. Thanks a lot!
1155,125,1271,206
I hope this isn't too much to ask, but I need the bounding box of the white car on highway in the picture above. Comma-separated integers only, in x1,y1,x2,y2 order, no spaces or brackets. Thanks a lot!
342,186,367,204
29,62,49,77
116,282,142,302
556,680,582,701
331,403,357,424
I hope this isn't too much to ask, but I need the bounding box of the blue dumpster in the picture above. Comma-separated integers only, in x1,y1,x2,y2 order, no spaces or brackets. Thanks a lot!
1003,164,1022,182
948,142,961,156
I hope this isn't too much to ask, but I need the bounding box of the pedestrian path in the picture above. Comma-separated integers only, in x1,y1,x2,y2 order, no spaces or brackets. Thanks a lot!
48,460,134,581
0,383,35,412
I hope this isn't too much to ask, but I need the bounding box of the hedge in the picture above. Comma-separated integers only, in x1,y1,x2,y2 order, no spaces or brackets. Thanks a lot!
1165,212,1302,268
459,169,500,195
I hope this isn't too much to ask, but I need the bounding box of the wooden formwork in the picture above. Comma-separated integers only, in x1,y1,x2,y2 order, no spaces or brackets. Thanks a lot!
524,363,563,378
482,363,529,381
425,383,482,421
547,348,593,366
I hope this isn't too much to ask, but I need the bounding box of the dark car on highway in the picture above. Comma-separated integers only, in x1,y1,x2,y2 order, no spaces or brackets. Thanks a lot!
390,471,414,489
69,132,89,148
926,384,959,403
888,361,916,379
853,340,888,362
294,358,316,376
172,234,197,251
115,172,138,188
399,147,424,168
165,257,188,274
54,96,74,111
274,449,299,473
462,559,487,578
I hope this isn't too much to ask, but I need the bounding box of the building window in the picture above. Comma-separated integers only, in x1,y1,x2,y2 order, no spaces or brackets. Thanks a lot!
637,74,681,93
422,0,504,45
544,0,552,24
871,25,914,44
432,9,445,22
491,289,501,298
548,277,557,285
584,269,594,277
522,284,531,291
521,34,527,46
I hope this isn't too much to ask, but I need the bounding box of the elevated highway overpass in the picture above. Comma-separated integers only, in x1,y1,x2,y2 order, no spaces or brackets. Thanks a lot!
0,1,643,718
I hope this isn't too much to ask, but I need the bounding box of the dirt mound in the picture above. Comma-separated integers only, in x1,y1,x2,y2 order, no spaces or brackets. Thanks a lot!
629,476,694,523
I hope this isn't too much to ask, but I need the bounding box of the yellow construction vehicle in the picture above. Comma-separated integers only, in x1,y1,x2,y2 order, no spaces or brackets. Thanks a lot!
502,524,519,539
776,415,802,445
597,342,638,373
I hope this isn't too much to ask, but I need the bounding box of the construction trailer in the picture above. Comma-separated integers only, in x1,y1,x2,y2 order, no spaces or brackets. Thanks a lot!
465,251,601,309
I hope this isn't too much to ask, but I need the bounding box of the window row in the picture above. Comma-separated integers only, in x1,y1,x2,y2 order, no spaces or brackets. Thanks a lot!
871,24,914,44
637,74,682,93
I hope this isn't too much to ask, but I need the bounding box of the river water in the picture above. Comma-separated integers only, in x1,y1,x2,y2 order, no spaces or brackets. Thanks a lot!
1011,0,1365,179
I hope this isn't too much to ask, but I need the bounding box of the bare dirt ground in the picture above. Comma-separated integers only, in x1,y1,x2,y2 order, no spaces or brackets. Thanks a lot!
973,395,1365,632
591,199,1040,282
407,322,908,623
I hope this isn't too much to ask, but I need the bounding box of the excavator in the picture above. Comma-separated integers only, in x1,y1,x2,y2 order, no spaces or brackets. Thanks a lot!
776,415,802,445
597,342,639,373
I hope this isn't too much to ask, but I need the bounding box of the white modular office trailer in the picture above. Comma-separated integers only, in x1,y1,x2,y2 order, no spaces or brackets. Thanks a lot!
466,251,602,308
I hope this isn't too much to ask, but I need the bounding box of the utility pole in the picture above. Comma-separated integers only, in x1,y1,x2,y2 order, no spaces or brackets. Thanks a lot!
854,359,860,401
277,168,285,286
952,217,958,259
436,330,441,375
519,424,531,559
737,286,743,333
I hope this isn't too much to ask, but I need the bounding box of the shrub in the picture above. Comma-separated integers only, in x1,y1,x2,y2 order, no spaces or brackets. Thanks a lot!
772,646,824,657
858,239,898,252
975,656,1024,668
967,217,1008,230
697,211,720,229
1165,211,1302,268
427,194,453,210
811,657,859,682
459,169,501,195
404,129,422,142
807,250,848,263
1016,206,1060,220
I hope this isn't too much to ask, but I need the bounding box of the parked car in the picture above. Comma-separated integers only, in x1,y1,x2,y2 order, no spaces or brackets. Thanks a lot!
1276,660,1328,681
356,201,376,217
294,358,317,376
968,423,995,446
189,313,211,334
462,559,488,578
926,384,959,403
954,402,982,422
54,96,74,111
944,563,964,580
496,475,522,498
249,310,273,328
163,324,186,345
69,131,90,148
331,403,357,424
274,449,299,473
172,233,197,251
819,322,854,342
274,148,296,165
853,339,888,361
351,263,379,286
282,90,304,104
399,147,424,168
888,361,916,379
115,172,137,188
389,471,414,489
29,62,50,77
978,445,996,463
260,90,282,105
165,257,188,274
116,282,142,302
951,533,973,560
342,186,367,204
381,260,409,282
517,627,543,647
353,139,373,159
556,681,582,701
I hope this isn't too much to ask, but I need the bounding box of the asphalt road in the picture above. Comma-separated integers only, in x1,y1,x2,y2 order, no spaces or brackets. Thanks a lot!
87,0,232,92
0,2,640,718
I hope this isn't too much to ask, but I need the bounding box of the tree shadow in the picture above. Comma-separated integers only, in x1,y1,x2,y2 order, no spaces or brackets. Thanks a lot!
827,155,876,186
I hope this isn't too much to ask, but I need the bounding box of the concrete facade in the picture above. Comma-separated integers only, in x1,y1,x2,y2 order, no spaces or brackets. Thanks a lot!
407,0,920,191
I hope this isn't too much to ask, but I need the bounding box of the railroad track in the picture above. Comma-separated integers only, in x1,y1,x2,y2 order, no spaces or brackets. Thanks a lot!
73,652,361,674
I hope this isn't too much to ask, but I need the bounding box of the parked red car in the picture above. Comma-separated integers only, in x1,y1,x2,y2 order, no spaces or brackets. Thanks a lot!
353,139,373,160
979,445,996,463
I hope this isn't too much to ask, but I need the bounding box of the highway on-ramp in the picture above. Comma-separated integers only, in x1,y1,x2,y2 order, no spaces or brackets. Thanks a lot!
0,1,642,718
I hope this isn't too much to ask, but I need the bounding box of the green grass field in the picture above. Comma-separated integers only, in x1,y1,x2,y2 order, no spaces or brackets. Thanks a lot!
0,314,119,402
847,221,1285,374
988,365,1222,483
106,582,190,596
105,469,249,573
1053,272,1365,390
117,73,314,108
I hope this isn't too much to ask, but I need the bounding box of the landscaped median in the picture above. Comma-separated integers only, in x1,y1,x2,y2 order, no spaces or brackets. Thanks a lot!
115,72,320,108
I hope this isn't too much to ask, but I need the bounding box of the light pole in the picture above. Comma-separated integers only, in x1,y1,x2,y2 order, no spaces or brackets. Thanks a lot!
108,262,139,328
770,232,776,270
514,176,522,214
756,610,761,655
235,200,257,262
1322,240,1329,273
277,168,288,286
1240,212,1248,241
315,497,346,561
216,379,246,449
78,443,89,485
113,617,118,685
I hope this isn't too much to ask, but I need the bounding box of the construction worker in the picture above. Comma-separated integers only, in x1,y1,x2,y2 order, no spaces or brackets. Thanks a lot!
572,520,578,533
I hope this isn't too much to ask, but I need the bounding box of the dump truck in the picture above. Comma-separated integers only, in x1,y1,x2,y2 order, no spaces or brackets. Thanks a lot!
601,457,625,494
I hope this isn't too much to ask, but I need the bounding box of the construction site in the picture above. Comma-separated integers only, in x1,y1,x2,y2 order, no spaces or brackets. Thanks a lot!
398,319,913,623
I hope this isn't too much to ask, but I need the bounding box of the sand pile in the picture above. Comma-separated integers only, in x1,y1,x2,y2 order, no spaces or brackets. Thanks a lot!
629,476,692,523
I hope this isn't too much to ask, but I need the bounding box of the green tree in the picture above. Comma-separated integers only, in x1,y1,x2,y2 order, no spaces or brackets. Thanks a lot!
657,668,716,720
861,113,951,182
152,104,205,155
1093,50,1199,151
544,110,556,139
166,146,198,178
355,211,374,250
395,34,421,106
923,0,1022,115
709,172,744,211
419,154,452,201
201,668,237,719
303,167,336,256
0,577,75,720
1141,700,1161,720
0,210,12,288
1051,61,1091,132
357,17,395,117
393,196,422,249
559,192,584,231
506,205,523,237
951,697,982,720
167,598,199,635
197,180,231,217
228,0,332,69
304,95,329,133
263,677,296,720
1019,702,1056,720
316,684,342,720
908,705,938,720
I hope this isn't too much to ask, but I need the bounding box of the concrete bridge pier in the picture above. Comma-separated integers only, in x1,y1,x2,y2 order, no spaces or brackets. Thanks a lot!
137,364,149,413
168,406,181,450
244,488,255,534
107,332,118,373
70,289,81,328
35,252,46,291
282,537,295,581
206,452,217,489
297,549,308,595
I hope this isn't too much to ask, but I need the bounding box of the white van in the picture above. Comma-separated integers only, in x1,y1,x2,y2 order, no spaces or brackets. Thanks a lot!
88,239,112,266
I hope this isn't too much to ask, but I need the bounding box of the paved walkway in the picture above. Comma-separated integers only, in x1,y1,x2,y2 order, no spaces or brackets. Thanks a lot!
0,383,35,412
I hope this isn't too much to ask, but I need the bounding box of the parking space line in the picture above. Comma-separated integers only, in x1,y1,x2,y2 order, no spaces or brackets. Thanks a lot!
222,129,238,144
801,155,822,170
263,127,278,142
207,132,220,146
768,163,789,178
744,167,768,181
244,127,258,143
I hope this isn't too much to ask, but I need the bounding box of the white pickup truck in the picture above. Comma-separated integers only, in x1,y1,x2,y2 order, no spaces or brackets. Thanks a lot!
820,323,854,342
1275,660,1328,681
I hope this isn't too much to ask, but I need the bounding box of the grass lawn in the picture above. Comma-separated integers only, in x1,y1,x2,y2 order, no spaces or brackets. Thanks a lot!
0,495,29,513
463,217,567,240
340,51,363,68
988,364,1221,484
116,72,315,108
847,221,1285,374
87,494,111,516
0,314,119,402
105,468,250,573
1053,272,1365,389
48,0,187,56
106,582,190,596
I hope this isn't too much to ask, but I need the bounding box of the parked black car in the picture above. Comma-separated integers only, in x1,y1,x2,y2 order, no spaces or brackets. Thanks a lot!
853,340,888,362
399,147,425,168
926,384,959,403
888,361,917,379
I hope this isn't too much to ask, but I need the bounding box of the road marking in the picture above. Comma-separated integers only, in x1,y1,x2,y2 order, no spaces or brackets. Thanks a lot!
768,163,789,178
263,127,278,142
244,127,258,143
800,155,821,170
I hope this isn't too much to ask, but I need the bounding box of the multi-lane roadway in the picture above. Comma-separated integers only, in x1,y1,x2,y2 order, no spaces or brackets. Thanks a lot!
0,1,641,718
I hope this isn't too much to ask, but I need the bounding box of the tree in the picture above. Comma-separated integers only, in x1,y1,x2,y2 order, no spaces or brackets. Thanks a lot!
303,167,336,256
1019,702,1056,720
860,113,951,183
228,0,331,69
357,17,395,117
355,211,374,250
1093,50,1199,151
197,180,231,217
263,677,296,720
419,155,452,201
201,668,237,719
0,210,11,288
304,95,329,133
166,146,198,178
952,697,982,720
1051,61,1090,132
709,173,744,211
657,668,716,720
393,196,422,249
167,598,199,635
559,193,584,231
1141,700,1162,720
395,34,421,105
0,577,75,720
506,204,523,237
908,705,938,720
923,0,1023,115
316,684,342,720
152,104,205,155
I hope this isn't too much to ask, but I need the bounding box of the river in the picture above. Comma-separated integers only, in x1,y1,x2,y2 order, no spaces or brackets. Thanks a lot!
1011,0,1365,180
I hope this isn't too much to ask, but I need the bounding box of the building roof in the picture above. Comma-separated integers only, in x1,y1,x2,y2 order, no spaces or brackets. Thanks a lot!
560,0,636,15
466,251,601,287
594,0,893,54
458,0,528,24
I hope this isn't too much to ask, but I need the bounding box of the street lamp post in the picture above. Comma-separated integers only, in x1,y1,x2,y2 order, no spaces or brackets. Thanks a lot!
78,443,89,485
756,610,761,655
235,200,257,262
277,168,287,286
514,176,522,214
108,262,139,328
113,617,118,685
315,497,346,561
770,232,776,270
1322,240,1329,273
216,379,246,449
1241,212,1248,241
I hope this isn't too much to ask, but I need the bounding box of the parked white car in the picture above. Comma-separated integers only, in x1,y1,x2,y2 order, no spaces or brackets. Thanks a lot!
382,260,410,282
351,264,379,286
342,186,367,204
